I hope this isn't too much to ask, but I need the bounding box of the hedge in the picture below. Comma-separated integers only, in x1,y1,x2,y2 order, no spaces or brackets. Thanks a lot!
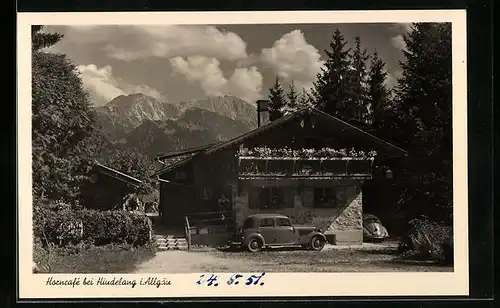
33,206,153,247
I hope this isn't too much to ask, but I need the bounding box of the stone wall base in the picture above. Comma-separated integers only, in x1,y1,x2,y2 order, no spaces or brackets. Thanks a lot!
326,230,363,245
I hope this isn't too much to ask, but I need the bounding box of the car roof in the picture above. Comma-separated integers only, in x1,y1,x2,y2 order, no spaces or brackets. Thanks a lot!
246,213,290,220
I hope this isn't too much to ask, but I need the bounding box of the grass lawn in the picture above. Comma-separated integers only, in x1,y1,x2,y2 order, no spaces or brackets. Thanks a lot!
33,242,158,273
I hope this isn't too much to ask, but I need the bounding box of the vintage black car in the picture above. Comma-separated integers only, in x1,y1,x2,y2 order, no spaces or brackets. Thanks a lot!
229,214,327,252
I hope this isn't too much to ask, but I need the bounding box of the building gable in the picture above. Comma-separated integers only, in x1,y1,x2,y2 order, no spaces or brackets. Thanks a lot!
153,107,407,177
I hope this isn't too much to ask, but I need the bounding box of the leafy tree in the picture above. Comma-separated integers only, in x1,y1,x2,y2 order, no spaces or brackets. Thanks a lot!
32,26,105,204
312,29,352,120
368,51,390,133
390,23,453,223
347,35,371,123
268,77,286,121
97,148,158,203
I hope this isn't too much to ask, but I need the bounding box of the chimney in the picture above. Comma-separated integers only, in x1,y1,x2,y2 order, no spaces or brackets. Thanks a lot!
256,100,270,127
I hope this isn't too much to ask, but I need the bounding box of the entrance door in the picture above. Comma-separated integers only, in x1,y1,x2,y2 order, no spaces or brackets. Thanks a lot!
163,185,197,226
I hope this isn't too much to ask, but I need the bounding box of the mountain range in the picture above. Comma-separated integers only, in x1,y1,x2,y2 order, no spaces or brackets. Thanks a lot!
96,94,258,157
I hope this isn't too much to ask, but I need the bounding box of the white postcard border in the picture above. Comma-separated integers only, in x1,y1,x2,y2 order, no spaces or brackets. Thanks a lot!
17,10,469,299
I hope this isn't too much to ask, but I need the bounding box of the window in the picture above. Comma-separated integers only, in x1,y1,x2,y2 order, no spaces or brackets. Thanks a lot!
259,218,275,227
313,187,337,208
259,187,284,209
249,187,293,209
276,218,292,227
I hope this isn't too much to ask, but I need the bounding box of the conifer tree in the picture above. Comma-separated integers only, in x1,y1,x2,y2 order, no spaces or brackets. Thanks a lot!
267,77,286,121
348,35,371,123
368,51,390,132
285,81,299,113
312,29,352,120
391,23,453,223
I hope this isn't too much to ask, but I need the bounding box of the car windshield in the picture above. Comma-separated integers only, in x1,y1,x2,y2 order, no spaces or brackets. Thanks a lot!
242,218,253,230
364,216,381,224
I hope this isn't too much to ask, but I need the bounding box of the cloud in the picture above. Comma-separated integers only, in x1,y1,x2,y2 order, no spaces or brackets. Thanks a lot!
389,23,413,50
77,64,165,106
261,30,324,90
170,56,263,103
51,25,248,62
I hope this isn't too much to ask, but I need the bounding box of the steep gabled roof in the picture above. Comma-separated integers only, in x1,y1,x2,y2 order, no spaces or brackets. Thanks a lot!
205,108,407,156
156,142,222,160
153,107,407,177
94,161,143,186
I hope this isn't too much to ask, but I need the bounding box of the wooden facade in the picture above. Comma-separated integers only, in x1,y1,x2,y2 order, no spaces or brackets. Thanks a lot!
155,108,407,242
81,163,142,210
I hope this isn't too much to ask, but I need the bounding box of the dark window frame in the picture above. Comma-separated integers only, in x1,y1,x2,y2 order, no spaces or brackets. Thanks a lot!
258,218,275,227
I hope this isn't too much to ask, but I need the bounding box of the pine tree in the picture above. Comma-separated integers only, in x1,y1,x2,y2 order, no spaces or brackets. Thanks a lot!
268,77,286,121
312,29,352,119
32,25,64,51
347,35,371,123
285,81,299,113
391,23,453,223
368,51,390,133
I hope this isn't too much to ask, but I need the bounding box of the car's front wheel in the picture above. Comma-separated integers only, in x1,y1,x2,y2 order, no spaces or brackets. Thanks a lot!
247,237,263,252
310,236,326,251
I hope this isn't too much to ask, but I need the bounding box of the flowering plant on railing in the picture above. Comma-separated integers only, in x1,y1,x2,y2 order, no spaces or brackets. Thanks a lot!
237,146,377,160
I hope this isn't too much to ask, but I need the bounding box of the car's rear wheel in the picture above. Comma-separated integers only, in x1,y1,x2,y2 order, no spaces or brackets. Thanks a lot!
247,237,263,252
310,236,326,251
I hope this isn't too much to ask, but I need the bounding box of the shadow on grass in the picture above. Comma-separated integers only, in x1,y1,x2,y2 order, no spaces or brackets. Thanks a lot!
358,248,400,256
384,258,454,268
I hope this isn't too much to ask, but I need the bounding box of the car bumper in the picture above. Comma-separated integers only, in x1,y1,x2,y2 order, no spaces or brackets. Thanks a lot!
364,235,389,241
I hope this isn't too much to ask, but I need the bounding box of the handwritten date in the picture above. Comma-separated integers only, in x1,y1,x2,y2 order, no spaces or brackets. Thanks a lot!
196,273,265,287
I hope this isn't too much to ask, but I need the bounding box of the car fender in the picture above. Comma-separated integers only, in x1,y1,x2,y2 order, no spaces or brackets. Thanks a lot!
242,232,266,246
308,231,327,242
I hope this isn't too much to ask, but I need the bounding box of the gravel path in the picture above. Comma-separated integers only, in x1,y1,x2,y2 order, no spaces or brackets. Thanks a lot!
133,242,452,273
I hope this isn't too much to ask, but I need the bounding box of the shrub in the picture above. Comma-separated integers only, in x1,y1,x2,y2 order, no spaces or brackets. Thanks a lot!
33,206,84,246
399,216,453,263
34,207,152,247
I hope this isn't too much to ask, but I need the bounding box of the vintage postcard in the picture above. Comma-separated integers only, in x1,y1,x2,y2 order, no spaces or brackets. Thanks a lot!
17,10,468,300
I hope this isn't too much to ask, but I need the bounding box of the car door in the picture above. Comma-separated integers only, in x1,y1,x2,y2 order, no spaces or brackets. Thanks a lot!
257,218,276,244
274,218,298,245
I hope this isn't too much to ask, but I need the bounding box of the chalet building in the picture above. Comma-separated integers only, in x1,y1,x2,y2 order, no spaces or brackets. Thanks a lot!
81,161,143,211
153,101,407,245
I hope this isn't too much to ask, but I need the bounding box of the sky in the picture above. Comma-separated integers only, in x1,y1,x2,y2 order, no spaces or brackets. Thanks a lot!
44,23,412,106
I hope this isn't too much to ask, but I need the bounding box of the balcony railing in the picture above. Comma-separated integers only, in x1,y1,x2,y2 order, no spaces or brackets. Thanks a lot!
237,156,374,179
